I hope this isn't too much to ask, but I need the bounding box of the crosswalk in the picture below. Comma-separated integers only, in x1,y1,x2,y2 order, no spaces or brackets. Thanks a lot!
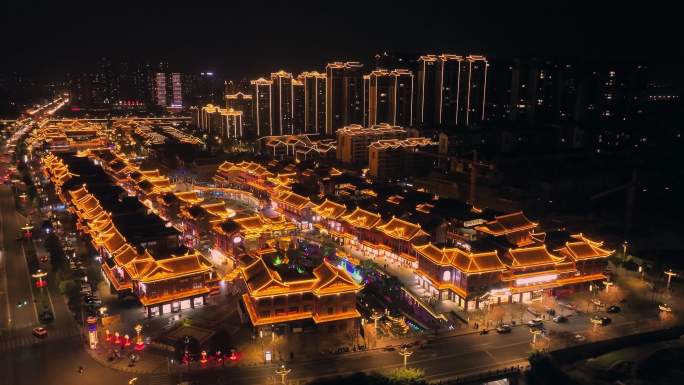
0,327,81,352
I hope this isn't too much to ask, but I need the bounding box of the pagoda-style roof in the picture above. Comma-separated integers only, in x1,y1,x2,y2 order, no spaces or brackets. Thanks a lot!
375,216,429,241
273,191,312,209
240,252,361,297
174,190,204,205
312,199,347,220
341,207,383,230
555,233,614,261
506,245,564,267
217,161,273,177
219,213,297,238
475,211,538,236
138,249,212,283
413,243,506,273
201,202,236,222
103,229,127,255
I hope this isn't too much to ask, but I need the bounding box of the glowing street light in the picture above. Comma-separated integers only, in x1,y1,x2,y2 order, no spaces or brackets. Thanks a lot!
134,324,144,351
370,311,382,330
32,269,47,288
275,364,291,384
530,328,543,345
398,346,413,368
664,269,679,290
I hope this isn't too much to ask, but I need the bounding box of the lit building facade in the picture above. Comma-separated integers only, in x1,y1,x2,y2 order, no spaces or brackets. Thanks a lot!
335,123,407,165
270,71,294,135
225,92,254,137
251,78,273,137
416,55,438,128
298,71,326,134
235,249,362,334
325,62,364,135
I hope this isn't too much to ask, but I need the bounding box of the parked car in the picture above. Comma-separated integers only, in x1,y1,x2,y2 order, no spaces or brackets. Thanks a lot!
607,305,621,313
659,303,672,312
496,324,512,333
527,318,543,328
553,315,568,323
591,315,611,325
32,327,48,338
573,334,586,342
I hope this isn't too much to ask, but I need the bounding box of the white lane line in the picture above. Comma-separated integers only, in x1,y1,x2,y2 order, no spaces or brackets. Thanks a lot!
0,192,12,328
20,243,39,323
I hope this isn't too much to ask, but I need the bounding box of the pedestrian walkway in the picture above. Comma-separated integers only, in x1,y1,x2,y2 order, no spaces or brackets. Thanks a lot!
0,327,81,352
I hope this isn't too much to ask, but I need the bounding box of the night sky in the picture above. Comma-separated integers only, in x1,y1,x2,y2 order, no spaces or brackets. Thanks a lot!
2,1,681,79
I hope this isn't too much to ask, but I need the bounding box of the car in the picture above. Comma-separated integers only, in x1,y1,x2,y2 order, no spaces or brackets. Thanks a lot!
591,315,611,325
496,324,512,333
527,318,543,327
607,305,621,313
553,315,568,323
32,327,48,338
659,303,672,312
39,310,54,323
573,334,586,342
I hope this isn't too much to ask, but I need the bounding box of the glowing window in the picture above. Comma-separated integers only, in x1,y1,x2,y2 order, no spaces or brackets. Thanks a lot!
442,270,451,282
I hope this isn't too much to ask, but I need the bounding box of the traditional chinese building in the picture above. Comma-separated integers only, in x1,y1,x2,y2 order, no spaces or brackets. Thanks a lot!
234,248,362,335
213,212,299,257
412,243,507,310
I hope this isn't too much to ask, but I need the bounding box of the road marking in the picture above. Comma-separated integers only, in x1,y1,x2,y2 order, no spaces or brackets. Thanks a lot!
484,349,497,362
20,243,39,323
32,239,57,322
0,191,12,329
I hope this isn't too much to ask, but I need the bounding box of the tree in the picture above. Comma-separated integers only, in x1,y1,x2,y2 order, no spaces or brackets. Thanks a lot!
388,367,427,384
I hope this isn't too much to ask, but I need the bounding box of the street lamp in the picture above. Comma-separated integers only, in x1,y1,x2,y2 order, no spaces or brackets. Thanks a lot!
398,346,413,368
370,311,382,330
134,324,144,350
275,364,291,385
664,269,679,290
530,328,542,346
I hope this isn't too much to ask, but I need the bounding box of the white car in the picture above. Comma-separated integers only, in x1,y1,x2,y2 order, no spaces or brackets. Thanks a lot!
659,303,672,312
573,334,586,342
527,318,543,327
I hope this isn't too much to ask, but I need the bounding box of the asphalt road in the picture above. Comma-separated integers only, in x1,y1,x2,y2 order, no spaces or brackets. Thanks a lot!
0,185,134,385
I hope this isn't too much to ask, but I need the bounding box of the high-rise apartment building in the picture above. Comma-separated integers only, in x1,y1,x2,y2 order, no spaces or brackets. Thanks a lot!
460,55,488,127
368,70,393,126
270,70,294,135
153,72,184,109
250,78,273,137
390,69,414,128
325,62,364,135
335,123,407,165
226,92,254,137
434,54,488,128
367,69,414,127
298,71,326,134
292,79,305,134
416,55,438,128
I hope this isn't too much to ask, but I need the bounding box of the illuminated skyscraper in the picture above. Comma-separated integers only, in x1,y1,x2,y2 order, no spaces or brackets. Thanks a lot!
270,70,294,135
416,55,438,128
368,69,414,127
435,54,488,128
390,69,414,128
250,78,273,137
153,72,184,109
436,54,463,127
226,92,254,137
325,61,364,135
298,71,326,134
460,55,488,127
368,70,393,126
292,78,305,134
